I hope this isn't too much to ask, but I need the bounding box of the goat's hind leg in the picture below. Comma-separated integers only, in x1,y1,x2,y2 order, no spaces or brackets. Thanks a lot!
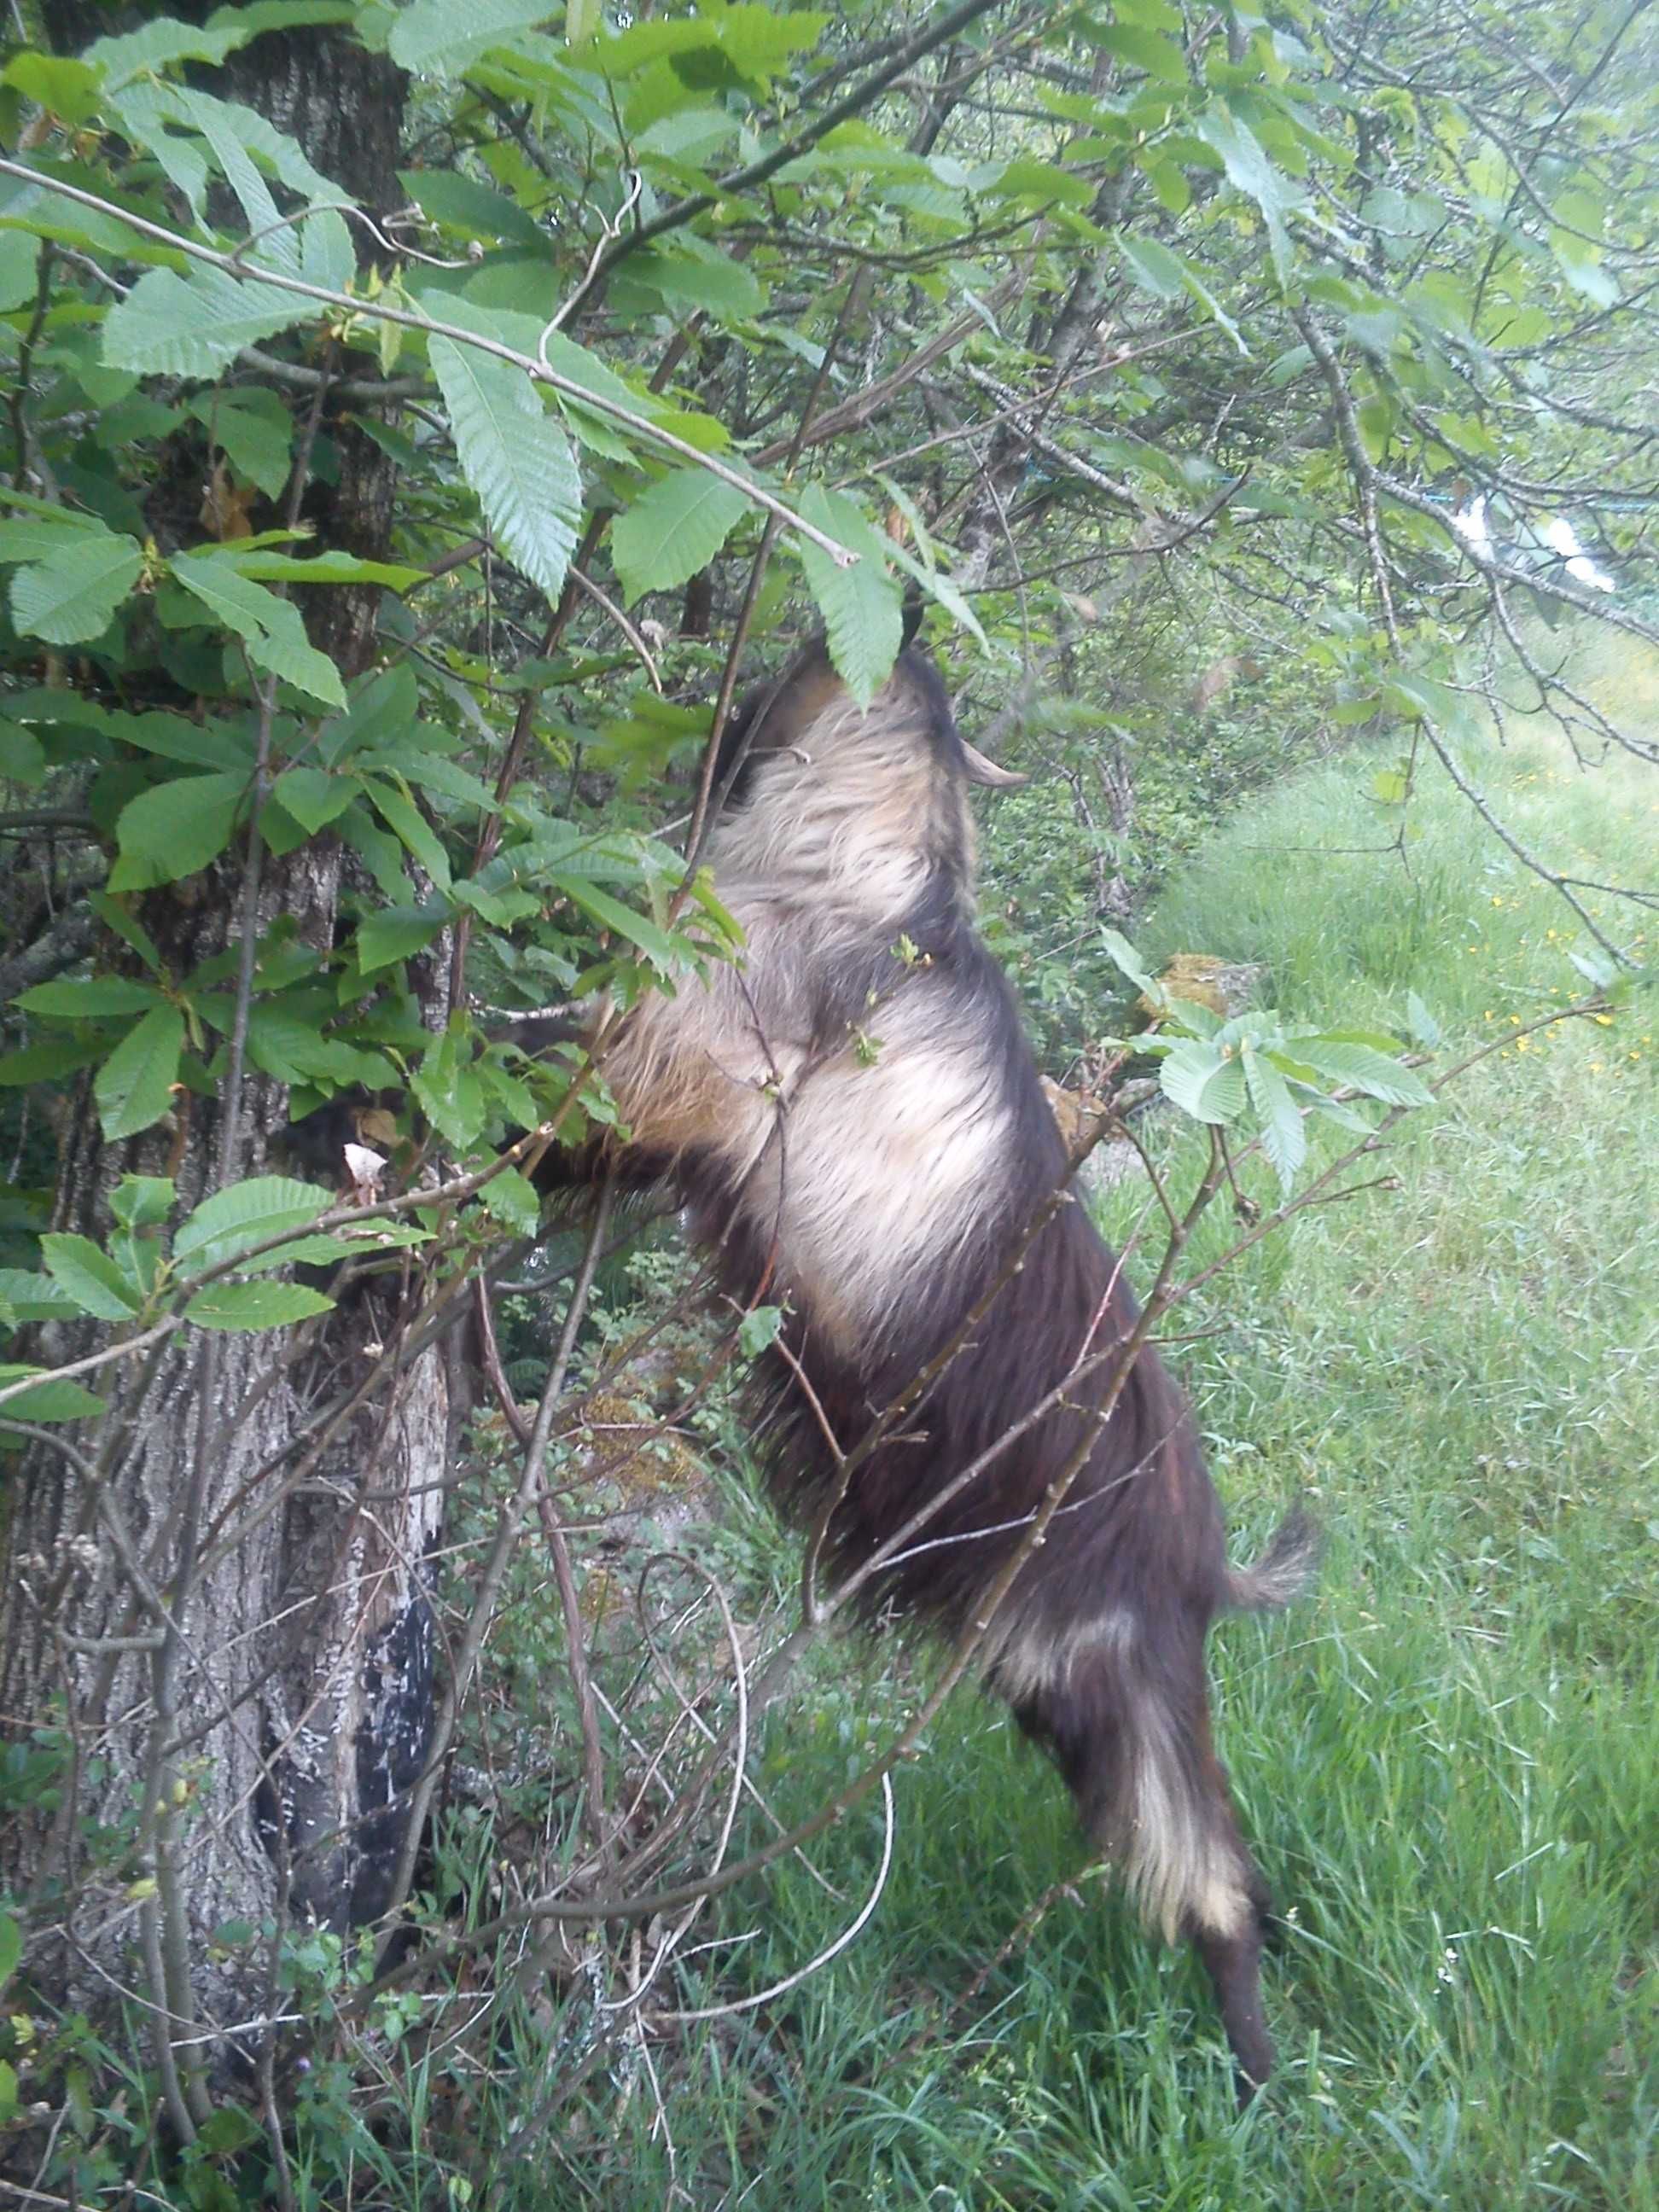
1017,1638,1277,2100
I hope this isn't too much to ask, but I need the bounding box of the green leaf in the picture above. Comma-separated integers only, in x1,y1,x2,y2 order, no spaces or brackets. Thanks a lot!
1098,928,1160,998
184,1280,335,1331
410,1026,486,1149
796,485,901,707
0,720,46,785
0,1266,83,1322
1243,1043,1306,1194
357,904,449,974
1158,1039,1247,1124
168,551,345,707
173,1176,334,1273
0,1909,20,1986
1118,234,1246,353
428,334,583,603
738,1304,784,1356
1,53,102,127
0,1365,108,1421
1290,1038,1433,1106
364,776,451,891
395,166,547,250
188,387,294,499
1194,104,1305,276
10,530,143,645
237,1224,425,1272
609,468,750,605
387,0,551,75
1404,991,1441,1048
628,242,765,319
108,772,247,892
94,1005,184,1141
475,1167,541,1234
87,16,253,89
90,892,164,975
41,1233,143,1321
111,1174,176,1230
103,265,311,378
0,1038,105,1086
556,875,687,970
273,765,358,835
230,550,427,591
15,976,162,1018
1090,25,1188,83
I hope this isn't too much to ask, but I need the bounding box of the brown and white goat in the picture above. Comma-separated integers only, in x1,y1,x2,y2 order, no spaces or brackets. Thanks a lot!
550,643,1314,2095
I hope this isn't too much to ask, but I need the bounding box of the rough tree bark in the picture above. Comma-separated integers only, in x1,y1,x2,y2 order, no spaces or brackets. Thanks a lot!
0,20,447,2080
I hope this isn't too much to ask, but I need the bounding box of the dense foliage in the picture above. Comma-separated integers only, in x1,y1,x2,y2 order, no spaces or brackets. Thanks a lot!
0,0,1652,2197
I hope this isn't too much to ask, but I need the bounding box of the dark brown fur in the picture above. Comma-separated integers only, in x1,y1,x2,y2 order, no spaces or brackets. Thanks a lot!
555,643,1315,2096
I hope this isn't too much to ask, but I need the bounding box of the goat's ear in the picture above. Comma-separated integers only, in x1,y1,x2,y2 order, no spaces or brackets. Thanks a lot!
961,738,1028,789
736,642,847,754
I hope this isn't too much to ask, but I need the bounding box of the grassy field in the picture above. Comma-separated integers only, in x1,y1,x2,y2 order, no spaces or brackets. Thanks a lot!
452,646,1657,2209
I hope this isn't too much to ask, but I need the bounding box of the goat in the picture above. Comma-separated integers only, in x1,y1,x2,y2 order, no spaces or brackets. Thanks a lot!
541,641,1315,2095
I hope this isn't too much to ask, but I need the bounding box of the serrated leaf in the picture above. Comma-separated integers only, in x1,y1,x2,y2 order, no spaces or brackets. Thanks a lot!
108,772,247,892
88,17,253,89
388,0,550,74
1243,1044,1306,1194
396,165,547,249
1118,233,1246,353
796,485,901,707
428,334,582,603
356,904,449,975
738,1304,784,1357
103,265,311,378
1404,991,1441,1048
609,468,749,605
0,720,46,785
364,776,451,890
1291,1039,1433,1106
89,892,164,975
94,1005,183,1141
168,552,345,707
188,388,294,499
238,1224,426,1272
1099,928,1159,998
15,975,162,1018
41,1233,142,1321
10,532,142,645
0,1038,105,1086
230,550,427,591
0,1266,83,1322
184,1279,335,1331
1194,104,1305,276
273,765,358,835
111,1174,175,1229
556,875,687,970
629,242,765,319
410,1027,486,1149
1158,1039,1247,1124
476,1167,542,1235
1091,24,1188,82
0,1365,108,1421
173,1176,334,1273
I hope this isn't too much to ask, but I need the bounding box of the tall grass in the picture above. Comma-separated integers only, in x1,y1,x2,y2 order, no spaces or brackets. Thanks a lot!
389,645,1658,2209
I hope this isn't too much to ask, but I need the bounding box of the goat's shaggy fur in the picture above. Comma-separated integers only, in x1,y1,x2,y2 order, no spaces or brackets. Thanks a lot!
557,643,1315,2093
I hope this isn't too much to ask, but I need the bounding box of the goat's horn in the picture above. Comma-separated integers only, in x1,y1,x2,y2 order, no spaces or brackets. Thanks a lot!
961,738,1028,789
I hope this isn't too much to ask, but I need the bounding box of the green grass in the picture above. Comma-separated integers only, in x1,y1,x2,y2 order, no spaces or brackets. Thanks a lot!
336,642,1658,2209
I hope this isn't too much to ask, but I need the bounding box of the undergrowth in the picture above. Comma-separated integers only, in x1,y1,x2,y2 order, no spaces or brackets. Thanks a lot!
285,639,1659,2204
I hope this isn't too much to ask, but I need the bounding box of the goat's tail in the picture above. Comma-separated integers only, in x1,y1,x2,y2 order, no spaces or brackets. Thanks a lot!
1225,1508,1321,1612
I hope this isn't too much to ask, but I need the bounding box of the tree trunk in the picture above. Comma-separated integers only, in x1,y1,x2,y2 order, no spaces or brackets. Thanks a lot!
0,22,445,2083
